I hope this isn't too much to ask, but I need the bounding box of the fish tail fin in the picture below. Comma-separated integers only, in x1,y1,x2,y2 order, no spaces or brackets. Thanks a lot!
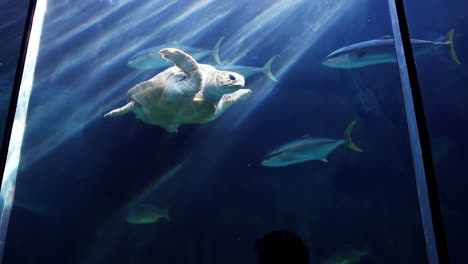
212,36,225,65
445,29,461,64
262,55,279,82
344,120,363,152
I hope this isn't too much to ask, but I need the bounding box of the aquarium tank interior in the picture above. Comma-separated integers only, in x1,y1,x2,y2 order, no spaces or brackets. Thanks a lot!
0,0,467,263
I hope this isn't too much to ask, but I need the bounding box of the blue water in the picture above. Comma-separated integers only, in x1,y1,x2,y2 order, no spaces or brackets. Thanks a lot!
0,0,467,263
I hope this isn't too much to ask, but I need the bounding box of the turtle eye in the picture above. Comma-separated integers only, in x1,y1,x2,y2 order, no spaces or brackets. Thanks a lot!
228,74,236,81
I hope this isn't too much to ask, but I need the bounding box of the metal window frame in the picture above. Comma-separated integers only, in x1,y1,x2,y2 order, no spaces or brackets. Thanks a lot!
0,0,41,262
0,2,37,182
388,0,449,263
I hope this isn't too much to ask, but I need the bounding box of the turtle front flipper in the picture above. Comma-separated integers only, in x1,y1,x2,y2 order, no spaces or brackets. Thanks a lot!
213,89,252,119
104,101,136,117
159,48,202,88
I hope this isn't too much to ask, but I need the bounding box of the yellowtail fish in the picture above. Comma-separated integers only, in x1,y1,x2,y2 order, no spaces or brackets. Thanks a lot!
262,121,363,167
322,29,460,68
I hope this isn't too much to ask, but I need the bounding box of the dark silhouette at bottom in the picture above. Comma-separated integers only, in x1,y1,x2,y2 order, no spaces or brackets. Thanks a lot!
255,229,309,264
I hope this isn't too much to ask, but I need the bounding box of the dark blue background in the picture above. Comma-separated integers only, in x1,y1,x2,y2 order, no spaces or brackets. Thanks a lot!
0,0,467,263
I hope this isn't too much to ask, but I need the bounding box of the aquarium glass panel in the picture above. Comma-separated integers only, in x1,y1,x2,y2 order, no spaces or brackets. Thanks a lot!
404,0,468,263
2,1,431,263
0,0,30,149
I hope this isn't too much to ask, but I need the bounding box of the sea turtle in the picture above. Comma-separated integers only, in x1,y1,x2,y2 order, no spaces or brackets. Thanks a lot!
104,48,251,132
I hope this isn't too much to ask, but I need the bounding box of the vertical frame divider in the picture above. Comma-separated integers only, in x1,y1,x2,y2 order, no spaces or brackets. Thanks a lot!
388,0,449,263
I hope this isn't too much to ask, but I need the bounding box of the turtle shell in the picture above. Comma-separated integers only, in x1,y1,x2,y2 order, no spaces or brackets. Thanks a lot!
126,65,215,130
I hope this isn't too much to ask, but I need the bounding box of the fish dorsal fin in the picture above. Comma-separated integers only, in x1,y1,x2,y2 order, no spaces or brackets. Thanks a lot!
378,35,392,39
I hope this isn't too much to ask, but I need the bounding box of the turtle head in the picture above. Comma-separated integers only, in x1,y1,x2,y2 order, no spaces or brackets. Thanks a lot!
208,71,245,97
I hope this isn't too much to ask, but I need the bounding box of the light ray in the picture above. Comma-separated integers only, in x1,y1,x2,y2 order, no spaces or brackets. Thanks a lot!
157,0,215,33
181,9,232,42
229,0,355,128
122,159,188,210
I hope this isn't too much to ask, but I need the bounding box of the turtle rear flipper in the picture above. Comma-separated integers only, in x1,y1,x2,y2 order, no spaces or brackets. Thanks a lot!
104,101,136,117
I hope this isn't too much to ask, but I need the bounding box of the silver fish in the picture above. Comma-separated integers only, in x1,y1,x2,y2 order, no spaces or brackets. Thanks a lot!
322,29,460,68
128,36,224,70
262,121,363,167
215,55,278,81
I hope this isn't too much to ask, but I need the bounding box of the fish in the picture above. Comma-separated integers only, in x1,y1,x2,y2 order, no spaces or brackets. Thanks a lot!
214,55,278,81
261,120,363,167
125,204,170,224
127,36,225,70
322,29,460,68
320,248,370,264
